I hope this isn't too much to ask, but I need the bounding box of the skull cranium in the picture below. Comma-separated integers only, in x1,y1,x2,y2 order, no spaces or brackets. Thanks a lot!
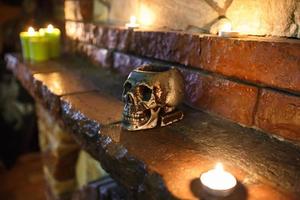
122,65,184,131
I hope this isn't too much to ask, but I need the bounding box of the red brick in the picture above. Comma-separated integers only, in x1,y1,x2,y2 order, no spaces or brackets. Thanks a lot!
255,89,300,141
182,69,258,126
130,30,201,66
200,36,300,93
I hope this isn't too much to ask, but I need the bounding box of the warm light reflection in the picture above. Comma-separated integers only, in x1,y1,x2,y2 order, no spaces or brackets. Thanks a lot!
139,4,155,26
200,163,237,191
235,24,251,35
219,22,232,33
65,21,77,38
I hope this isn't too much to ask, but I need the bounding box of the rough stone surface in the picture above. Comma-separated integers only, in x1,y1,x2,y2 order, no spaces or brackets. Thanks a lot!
65,0,300,38
255,89,300,141
129,30,202,67
138,0,218,30
65,22,300,94
200,36,300,94
64,0,93,21
226,0,298,37
36,104,79,199
182,69,258,126
6,54,300,200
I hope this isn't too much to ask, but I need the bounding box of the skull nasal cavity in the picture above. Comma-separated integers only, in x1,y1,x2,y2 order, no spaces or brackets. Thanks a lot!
126,93,135,104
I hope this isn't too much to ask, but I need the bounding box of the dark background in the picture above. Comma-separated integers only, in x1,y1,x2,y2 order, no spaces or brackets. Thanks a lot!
0,0,58,168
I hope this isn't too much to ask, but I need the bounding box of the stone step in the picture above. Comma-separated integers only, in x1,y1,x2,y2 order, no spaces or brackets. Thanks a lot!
5,54,300,199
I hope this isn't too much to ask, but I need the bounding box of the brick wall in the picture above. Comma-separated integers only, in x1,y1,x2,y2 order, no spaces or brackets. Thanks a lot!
64,2,300,142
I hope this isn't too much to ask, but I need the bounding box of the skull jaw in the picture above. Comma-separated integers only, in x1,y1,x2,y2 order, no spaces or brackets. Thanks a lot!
122,108,160,131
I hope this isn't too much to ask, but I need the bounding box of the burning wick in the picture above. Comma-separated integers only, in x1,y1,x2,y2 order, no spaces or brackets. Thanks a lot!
125,16,140,29
28,27,35,36
47,24,54,33
200,163,237,197
218,22,240,38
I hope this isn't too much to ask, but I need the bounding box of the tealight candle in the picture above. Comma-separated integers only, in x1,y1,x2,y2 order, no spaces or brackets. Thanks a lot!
44,24,61,58
218,22,240,38
19,27,38,60
125,16,140,29
200,163,237,197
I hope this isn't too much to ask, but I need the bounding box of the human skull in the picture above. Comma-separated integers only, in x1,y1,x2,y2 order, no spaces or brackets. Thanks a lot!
122,65,185,131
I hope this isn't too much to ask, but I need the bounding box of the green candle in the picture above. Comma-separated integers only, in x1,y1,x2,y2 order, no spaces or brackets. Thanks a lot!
19,27,38,60
44,24,61,58
29,35,49,62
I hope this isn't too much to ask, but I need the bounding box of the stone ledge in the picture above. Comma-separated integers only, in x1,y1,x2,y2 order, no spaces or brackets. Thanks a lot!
65,21,300,95
66,41,300,141
5,54,300,199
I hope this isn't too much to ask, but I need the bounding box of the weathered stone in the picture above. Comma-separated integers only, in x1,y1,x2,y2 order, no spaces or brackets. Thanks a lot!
182,69,258,126
130,30,202,67
109,0,139,24
64,0,93,21
6,54,300,199
93,0,109,22
255,89,300,141
66,22,300,94
36,103,79,199
227,0,298,37
200,36,300,94
76,150,107,188
137,0,218,30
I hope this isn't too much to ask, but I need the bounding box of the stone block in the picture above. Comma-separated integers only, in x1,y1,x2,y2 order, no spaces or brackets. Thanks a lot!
200,36,300,94
64,0,93,21
255,89,300,141
130,30,201,66
182,69,258,126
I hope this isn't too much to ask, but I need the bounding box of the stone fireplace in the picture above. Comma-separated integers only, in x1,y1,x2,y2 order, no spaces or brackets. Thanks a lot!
5,0,300,199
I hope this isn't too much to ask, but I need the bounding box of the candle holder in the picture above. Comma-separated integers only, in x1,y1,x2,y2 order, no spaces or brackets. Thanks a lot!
125,16,140,29
200,163,237,197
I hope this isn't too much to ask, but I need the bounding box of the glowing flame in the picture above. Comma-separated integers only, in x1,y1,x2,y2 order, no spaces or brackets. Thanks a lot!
47,24,54,33
28,27,35,35
200,162,237,191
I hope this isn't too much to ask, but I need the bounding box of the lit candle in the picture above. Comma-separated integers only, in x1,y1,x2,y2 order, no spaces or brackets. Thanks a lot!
19,27,38,60
218,22,240,38
125,16,140,29
44,24,61,58
200,163,237,197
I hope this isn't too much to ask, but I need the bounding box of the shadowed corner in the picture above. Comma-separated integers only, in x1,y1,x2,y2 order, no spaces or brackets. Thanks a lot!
190,178,248,200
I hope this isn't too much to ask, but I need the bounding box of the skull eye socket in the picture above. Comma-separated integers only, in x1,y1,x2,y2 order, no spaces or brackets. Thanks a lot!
123,82,132,94
138,85,152,101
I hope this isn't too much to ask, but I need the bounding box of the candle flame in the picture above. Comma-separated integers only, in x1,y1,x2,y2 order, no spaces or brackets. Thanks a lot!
47,24,54,33
28,27,35,35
